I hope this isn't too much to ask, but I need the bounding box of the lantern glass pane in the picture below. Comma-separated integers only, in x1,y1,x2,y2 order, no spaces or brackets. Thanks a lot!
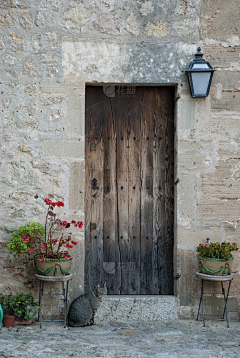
191,72,211,96
192,63,210,69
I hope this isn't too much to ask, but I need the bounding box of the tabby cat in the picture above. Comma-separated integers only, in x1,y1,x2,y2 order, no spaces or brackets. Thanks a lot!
68,283,107,327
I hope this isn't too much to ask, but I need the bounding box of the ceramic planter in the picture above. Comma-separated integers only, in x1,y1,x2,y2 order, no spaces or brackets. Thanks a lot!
197,254,234,275
3,315,15,327
34,256,72,276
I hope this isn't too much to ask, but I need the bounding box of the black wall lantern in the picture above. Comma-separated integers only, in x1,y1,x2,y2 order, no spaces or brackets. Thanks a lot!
186,47,215,98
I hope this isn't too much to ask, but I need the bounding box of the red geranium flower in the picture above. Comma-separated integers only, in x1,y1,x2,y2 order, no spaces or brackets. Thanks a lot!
57,201,64,207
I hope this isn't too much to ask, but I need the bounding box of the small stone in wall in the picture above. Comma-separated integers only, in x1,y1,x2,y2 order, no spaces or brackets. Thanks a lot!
24,85,37,96
9,208,25,219
3,54,16,66
35,11,45,27
126,12,139,37
62,7,86,31
8,32,26,51
45,66,59,78
46,32,58,49
0,12,15,28
35,11,54,27
20,11,33,30
140,1,154,16
31,34,43,53
145,20,168,37
23,61,39,78
49,108,62,121
41,96,63,106
18,143,32,153
0,37,5,50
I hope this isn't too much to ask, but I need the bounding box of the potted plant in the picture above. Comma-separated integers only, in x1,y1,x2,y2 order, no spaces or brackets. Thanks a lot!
196,238,239,275
0,293,39,327
0,294,17,327
6,198,83,276
14,292,39,325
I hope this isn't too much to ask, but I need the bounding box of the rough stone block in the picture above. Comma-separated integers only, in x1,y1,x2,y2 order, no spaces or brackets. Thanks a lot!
177,172,196,225
178,226,221,248
95,296,178,323
40,82,85,96
178,153,213,170
8,31,26,51
178,139,213,152
198,199,240,221
42,140,84,158
223,221,240,247
23,61,39,77
177,249,198,306
211,92,240,111
201,296,239,317
68,96,85,138
202,158,240,180
177,96,196,130
69,162,85,211
145,21,168,37
202,179,240,199
20,11,33,30
201,0,240,40
62,41,131,83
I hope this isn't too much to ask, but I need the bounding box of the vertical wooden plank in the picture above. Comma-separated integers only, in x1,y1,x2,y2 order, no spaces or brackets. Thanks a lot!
126,86,141,294
85,86,104,291
115,86,130,294
140,87,158,294
156,87,175,294
102,87,121,294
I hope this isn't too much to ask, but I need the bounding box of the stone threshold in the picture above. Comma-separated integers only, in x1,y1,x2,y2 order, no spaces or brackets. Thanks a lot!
95,295,178,322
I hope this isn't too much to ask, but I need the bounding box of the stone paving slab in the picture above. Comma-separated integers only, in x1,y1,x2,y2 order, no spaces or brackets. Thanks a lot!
0,320,240,358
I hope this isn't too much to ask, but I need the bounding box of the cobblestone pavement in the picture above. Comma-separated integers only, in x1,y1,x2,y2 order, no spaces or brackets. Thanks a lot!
0,319,240,358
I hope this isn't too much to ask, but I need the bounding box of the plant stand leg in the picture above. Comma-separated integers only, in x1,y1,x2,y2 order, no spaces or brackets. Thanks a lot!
39,281,44,329
221,280,232,328
63,281,69,328
197,278,204,325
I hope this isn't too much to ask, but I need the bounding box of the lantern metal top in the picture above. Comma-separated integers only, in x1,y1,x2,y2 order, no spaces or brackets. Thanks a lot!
186,47,215,73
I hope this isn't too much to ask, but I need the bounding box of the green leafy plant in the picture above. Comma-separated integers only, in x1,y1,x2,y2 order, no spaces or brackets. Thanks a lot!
0,293,39,320
6,222,45,258
6,199,83,261
196,238,239,260
14,293,39,320
0,294,18,316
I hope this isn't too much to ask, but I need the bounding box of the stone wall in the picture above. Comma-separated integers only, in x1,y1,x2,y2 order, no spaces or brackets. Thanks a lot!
0,0,240,319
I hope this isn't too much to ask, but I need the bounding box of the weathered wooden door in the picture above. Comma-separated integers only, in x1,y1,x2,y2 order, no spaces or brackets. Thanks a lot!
85,85,174,295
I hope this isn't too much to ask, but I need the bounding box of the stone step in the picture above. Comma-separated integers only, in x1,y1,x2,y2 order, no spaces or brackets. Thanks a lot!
95,295,178,323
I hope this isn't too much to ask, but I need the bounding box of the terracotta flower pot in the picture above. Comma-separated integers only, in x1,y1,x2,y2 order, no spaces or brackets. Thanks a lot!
197,254,234,275
3,315,15,328
34,256,72,276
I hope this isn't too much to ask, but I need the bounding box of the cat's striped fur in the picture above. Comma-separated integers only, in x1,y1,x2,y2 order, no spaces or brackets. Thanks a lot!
68,283,107,327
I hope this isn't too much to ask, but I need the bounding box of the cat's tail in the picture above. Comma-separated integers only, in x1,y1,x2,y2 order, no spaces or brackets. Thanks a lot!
68,319,94,327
